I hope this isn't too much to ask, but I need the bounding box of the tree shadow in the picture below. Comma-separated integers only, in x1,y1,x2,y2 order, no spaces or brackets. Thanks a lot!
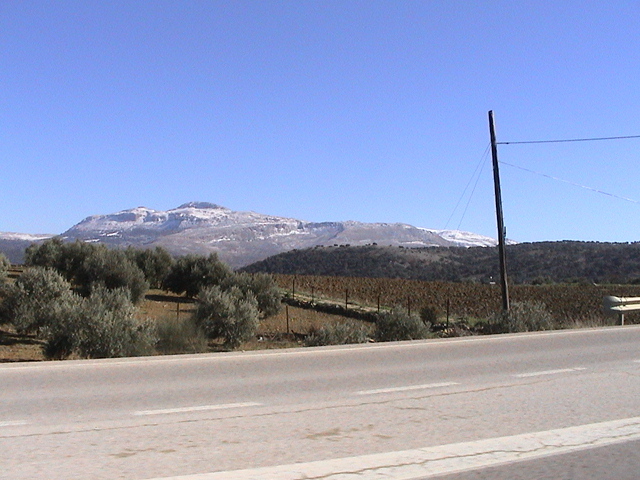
0,328,43,346
145,293,195,304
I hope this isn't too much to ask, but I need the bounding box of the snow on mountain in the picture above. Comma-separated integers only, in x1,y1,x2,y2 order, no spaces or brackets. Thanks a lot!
55,202,505,268
421,228,502,248
0,232,55,242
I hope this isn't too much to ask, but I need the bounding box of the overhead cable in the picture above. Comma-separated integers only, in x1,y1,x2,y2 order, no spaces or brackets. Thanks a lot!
498,134,640,145
499,160,640,204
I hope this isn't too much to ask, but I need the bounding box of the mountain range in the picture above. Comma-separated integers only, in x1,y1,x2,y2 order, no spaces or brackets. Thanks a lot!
0,202,500,267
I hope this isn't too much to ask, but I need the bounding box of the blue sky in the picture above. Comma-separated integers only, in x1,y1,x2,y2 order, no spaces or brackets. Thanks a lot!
2,1,640,243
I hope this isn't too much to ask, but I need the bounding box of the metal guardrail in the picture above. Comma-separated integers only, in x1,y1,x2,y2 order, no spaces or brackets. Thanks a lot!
603,296,640,325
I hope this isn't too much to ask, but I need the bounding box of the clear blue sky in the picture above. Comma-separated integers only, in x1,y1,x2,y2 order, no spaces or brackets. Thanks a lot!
3,1,640,243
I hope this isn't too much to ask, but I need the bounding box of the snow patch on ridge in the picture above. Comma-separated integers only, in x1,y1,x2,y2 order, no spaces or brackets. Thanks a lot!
0,232,54,242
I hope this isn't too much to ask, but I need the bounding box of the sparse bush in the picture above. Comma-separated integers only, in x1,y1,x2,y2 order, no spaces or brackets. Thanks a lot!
163,253,232,298
305,321,370,347
44,286,157,359
419,305,439,326
155,316,209,354
375,307,430,342
492,301,555,333
1,267,78,334
194,285,259,348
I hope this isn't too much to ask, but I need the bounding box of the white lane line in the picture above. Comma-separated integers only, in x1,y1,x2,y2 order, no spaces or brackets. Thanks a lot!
145,415,640,480
356,382,459,396
514,367,586,378
0,420,29,427
133,402,262,416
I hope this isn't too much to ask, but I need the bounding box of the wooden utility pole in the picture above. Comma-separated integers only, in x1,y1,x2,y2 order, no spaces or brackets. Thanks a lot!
488,110,510,312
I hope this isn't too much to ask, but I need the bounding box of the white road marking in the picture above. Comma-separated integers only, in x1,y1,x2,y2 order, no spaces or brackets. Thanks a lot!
514,367,586,378
0,420,29,427
356,382,459,395
145,415,640,480
133,402,262,416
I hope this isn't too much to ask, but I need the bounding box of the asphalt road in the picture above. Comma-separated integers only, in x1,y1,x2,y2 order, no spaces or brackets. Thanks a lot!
2,326,640,479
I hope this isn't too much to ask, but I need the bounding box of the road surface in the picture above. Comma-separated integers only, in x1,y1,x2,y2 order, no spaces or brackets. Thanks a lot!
2,326,640,479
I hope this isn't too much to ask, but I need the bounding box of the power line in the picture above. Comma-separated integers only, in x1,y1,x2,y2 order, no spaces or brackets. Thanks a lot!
457,151,488,231
499,160,640,204
444,144,490,230
498,134,640,145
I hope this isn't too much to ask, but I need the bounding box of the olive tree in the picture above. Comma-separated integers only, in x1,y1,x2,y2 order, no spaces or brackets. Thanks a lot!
44,286,157,360
0,267,78,334
163,253,231,298
194,285,259,348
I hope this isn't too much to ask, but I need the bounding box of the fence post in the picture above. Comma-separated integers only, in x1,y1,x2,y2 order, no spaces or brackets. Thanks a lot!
286,304,290,334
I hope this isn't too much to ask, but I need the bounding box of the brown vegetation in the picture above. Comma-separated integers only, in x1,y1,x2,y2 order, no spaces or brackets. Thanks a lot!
273,274,640,323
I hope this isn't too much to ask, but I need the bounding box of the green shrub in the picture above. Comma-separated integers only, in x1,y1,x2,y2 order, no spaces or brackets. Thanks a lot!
155,316,209,354
44,286,157,359
375,308,430,342
194,285,259,348
305,321,370,347
1,267,79,334
492,301,555,333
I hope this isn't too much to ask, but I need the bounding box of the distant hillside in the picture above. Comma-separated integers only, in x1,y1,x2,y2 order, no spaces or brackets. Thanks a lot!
242,241,640,284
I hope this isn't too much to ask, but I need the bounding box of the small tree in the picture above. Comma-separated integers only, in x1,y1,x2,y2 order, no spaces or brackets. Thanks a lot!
163,253,231,298
194,285,259,348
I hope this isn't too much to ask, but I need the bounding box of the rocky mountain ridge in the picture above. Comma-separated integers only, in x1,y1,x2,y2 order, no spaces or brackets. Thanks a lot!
2,202,501,267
